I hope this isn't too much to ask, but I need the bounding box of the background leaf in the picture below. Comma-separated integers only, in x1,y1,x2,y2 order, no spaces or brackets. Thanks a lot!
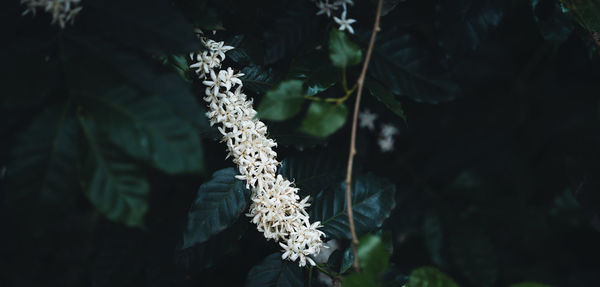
299,102,348,137
279,149,345,196
329,29,363,68
182,168,250,249
257,80,305,121
365,79,407,121
406,267,460,287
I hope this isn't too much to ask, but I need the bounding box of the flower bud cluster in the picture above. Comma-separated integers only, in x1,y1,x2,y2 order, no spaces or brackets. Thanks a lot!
190,33,325,267
20,0,82,29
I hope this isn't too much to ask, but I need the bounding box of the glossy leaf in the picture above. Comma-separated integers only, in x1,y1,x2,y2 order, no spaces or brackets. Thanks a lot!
182,168,250,249
406,267,459,287
299,102,348,137
241,64,277,94
369,31,461,104
310,174,397,239
78,115,150,228
279,150,345,196
329,29,363,68
257,80,305,121
245,253,304,287
365,78,407,121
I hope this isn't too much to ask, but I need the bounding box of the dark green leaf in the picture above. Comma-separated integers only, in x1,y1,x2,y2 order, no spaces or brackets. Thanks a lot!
174,0,223,30
423,211,445,267
79,86,204,175
182,168,250,249
369,30,461,104
178,220,248,270
257,80,305,121
342,273,379,287
288,51,338,96
406,267,459,287
83,0,200,53
279,150,345,196
227,34,264,65
449,226,498,287
4,103,79,234
435,0,505,60
78,114,150,228
310,174,397,239
562,0,600,32
326,246,355,274
241,65,278,94
532,0,574,42
245,253,304,287
365,78,407,121
329,29,363,68
299,102,348,137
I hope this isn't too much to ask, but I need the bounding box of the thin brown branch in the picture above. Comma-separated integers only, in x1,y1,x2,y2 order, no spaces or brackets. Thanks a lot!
345,0,384,273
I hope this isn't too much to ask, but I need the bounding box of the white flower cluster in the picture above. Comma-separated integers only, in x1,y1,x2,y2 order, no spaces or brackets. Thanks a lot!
20,0,82,29
190,33,325,267
312,0,357,34
358,109,399,152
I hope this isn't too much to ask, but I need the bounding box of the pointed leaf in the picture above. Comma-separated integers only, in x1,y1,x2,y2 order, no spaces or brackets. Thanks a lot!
365,79,407,121
241,65,278,94
406,267,459,287
299,102,348,137
279,150,345,196
310,174,397,239
245,253,304,287
182,168,250,249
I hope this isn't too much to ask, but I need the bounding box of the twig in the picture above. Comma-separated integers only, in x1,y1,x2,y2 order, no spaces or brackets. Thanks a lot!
345,0,384,272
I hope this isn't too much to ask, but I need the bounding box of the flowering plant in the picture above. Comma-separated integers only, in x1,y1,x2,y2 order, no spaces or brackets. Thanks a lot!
3,0,600,286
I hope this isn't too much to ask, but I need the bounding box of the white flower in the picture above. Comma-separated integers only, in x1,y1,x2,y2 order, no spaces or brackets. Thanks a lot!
21,0,82,29
334,0,354,9
381,124,399,138
378,136,395,152
333,10,357,34
316,0,338,17
358,109,378,131
190,31,324,267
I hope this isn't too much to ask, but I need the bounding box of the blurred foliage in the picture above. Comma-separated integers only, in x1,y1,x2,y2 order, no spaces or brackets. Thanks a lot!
2,0,600,286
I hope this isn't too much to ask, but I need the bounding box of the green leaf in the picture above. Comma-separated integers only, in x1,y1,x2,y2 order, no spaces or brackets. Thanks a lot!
342,273,379,287
423,211,445,267
257,80,305,121
357,234,390,277
79,86,204,175
369,30,461,104
509,282,553,287
241,65,278,94
83,0,200,53
365,79,407,122
279,150,345,196
406,267,459,287
245,253,304,287
78,114,150,228
182,168,250,249
562,0,600,32
288,51,338,96
299,102,348,137
329,29,363,68
310,174,397,239
327,246,355,274
4,103,79,234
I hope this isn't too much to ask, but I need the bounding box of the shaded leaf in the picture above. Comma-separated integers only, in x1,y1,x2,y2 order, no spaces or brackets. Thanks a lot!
245,253,304,287
182,168,250,249
279,149,345,196
299,102,348,137
449,226,498,287
406,267,459,287
369,30,461,104
357,234,389,277
532,0,574,42
509,282,553,287
342,273,379,287
310,174,397,239
329,29,363,68
241,65,278,94
365,78,407,121
288,51,338,96
257,80,305,121
78,114,150,228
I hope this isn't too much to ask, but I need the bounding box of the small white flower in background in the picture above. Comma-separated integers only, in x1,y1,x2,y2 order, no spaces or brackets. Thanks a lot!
21,0,82,29
333,10,357,34
378,136,395,152
381,123,399,138
358,109,378,131
190,31,324,267
316,0,338,17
